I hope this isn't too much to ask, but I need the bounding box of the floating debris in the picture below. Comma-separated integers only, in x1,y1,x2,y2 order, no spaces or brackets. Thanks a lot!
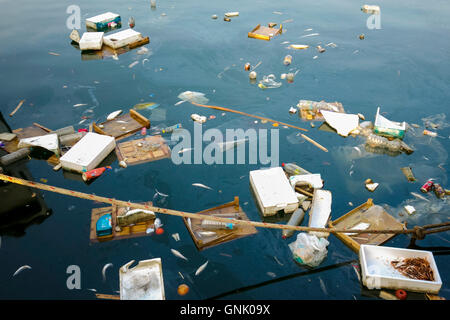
195,261,209,276
172,233,180,241
192,183,213,190
128,61,139,68
102,263,113,282
171,249,188,261
13,265,32,277
391,258,434,281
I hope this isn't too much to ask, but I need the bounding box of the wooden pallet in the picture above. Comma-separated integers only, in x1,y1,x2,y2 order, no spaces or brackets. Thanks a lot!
183,197,258,250
115,135,170,166
92,109,150,141
89,201,155,243
248,24,282,41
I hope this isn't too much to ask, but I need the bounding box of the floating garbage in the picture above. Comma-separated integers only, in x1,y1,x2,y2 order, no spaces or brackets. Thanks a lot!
79,32,104,51
107,110,123,121
191,114,207,123
282,208,305,239
308,189,332,238
289,44,309,50
359,245,442,294
361,5,380,14
18,133,60,156
248,23,282,41
401,167,416,182
86,12,121,30
250,167,299,216
297,100,345,121
103,29,144,49
321,110,359,137
374,107,406,140
288,232,329,268
258,74,282,89
177,91,209,104
120,259,165,300
423,129,437,137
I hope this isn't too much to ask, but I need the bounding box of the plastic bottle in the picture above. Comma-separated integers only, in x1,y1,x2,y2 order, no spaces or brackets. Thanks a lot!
281,163,311,176
161,123,182,134
59,132,84,146
282,208,305,239
0,147,31,166
52,126,75,137
201,219,233,230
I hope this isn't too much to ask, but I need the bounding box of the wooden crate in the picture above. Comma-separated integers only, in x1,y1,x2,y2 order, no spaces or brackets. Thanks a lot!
115,135,170,166
92,109,150,141
183,197,258,250
328,199,406,253
248,24,282,41
4,123,51,154
89,201,155,243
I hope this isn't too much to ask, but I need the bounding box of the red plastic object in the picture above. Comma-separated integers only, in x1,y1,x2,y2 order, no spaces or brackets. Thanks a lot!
78,128,88,133
155,227,164,235
395,289,407,300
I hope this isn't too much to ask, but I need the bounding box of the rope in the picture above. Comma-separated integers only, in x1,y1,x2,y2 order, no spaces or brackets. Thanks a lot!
0,173,447,237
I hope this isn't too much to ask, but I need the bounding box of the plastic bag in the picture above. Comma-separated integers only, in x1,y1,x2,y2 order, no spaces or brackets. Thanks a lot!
288,232,329,267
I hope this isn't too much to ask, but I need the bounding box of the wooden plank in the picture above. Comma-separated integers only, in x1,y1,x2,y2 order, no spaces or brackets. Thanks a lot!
4,123,52,154
93,110,150,141
95,293,120,300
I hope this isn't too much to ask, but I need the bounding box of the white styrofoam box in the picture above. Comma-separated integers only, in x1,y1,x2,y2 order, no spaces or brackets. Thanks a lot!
86,12,120,29
359,244,442,294
308,189,332,238
103,29,143,49
59,132,115,173
249,167,299,216
79,32,104,51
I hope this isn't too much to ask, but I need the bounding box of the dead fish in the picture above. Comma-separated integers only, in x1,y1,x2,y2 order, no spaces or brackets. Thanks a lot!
102,263,113,282
410,192,430,202
300,33,320,38
107,110,122,121
174,100,186,106
128,61,139,68
319,277,328,295
353,146,362,155
13,265,32,277
352,264,361,283
78,119,87,125
197,231,216,237
48,51,60,56
73,103,87,107
267,272,276,278
281,41,290,45
304,28,313,31
195,261,209,276
154,188,169,197
87,288,97,292
274,256,284,266
219,253,232,258
272,11,283,15
178,271,184,279
192,183,213,190
171,248,188,261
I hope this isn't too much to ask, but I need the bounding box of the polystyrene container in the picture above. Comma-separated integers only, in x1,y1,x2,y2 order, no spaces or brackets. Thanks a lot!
59,132,115,173
359,244,442,294
79,32,104,51
103,29,143,49
250,167,299,216
86,12,121,30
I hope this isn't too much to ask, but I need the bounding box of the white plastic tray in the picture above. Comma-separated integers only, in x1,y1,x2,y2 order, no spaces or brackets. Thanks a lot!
359,244,442,294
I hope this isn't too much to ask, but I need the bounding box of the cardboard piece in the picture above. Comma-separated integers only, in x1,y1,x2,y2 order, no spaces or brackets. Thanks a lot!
248,24,282,41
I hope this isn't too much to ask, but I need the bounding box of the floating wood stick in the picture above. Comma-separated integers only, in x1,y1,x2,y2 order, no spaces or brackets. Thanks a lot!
9,100,26,117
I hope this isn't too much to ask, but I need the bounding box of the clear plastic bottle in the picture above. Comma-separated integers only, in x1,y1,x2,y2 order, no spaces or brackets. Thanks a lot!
161,123,182,134
281,163,311,176
282,208,305,239
201,219,233,230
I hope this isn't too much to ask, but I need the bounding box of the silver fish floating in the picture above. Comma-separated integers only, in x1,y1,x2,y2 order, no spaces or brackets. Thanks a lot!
174,100,186,106
195,261,209,276
73,103,87,107
192,183,213,190
410,192,430,202
171,249,188,261
102,263,113,282
13,265,32,277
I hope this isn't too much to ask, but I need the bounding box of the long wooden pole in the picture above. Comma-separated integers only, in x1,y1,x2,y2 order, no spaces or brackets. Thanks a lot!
0,173,411,235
